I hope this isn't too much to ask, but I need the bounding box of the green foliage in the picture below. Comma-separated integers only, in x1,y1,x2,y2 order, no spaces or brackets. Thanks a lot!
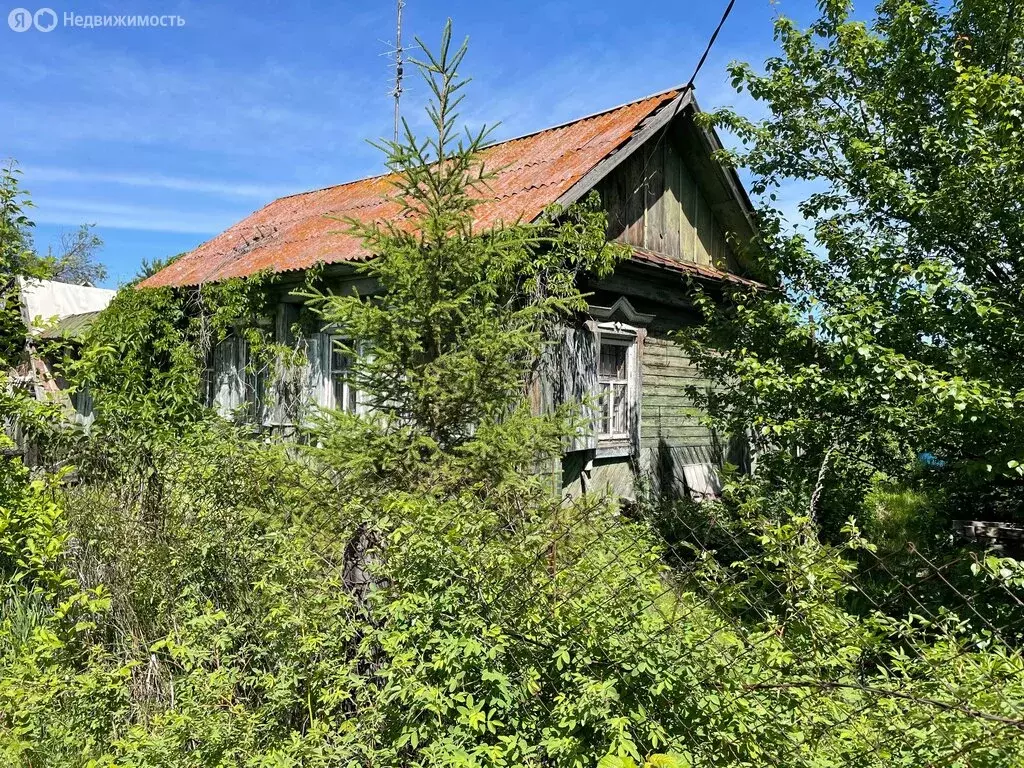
0,161,106,287
305,22,622,474
1,161,43,370
0,160,44,281
0,449,126,766
46,223,107,286
72,272,278,432
4,419,1023,765
684,0,1024,530
135,252,185,283
2,18,1023,768
1,160,108,371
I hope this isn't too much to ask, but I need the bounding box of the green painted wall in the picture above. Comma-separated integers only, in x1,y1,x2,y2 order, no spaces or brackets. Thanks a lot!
557,308,727,502
638,320,723,498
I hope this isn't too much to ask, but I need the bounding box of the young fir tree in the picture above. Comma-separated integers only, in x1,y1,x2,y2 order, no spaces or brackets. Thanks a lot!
306,21,622,491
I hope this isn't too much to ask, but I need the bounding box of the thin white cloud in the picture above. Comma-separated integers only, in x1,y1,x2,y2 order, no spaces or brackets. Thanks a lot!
32,196,242,235
26,166,292,200
0,42,387,166
4,6,789,257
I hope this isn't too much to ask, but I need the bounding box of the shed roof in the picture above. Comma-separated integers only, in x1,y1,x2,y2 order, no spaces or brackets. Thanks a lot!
37,310,104,341
141,88,686,288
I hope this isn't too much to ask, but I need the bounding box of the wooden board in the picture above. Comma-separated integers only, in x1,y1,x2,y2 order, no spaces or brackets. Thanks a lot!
642,142,667,253
660,142,682,258
597,121,733,271
598,151,645,246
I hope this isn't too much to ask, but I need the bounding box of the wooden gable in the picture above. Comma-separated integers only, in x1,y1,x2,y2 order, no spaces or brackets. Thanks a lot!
598,139,732,269
596,108,744,275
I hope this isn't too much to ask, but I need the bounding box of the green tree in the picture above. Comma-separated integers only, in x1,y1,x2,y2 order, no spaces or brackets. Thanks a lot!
1,161,106,286
685,0,1024,530
0,161,41,280
135,251,185,282
1,161,108,369
1,161,43,369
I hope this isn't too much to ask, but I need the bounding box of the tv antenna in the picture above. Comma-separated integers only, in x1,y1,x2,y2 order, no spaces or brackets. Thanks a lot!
392,0,406,143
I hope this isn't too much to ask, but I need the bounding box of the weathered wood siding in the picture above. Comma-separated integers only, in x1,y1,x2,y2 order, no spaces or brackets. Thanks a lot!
598,137,733,269
261,331,332,428
639,320,723,499
537,323,599,453
206,302,338,429
555,306,726,501
584,125,738,499
209,335,250,418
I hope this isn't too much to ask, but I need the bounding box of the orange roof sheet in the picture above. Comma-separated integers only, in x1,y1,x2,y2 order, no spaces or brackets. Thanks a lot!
629,247,763,288
142,89,681,288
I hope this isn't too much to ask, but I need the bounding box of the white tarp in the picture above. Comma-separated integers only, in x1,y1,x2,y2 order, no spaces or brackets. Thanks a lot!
17,277,116,332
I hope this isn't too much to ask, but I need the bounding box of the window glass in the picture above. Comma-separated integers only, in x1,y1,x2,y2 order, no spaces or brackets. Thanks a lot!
612,382,628,434
329,338,357,413
599,344,627,378
597,338,631,438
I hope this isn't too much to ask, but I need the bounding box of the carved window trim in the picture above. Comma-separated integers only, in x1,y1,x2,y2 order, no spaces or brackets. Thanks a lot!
586,298,652,459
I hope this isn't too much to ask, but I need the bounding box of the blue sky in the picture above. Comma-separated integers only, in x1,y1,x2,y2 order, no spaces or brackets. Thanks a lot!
2,0,820,287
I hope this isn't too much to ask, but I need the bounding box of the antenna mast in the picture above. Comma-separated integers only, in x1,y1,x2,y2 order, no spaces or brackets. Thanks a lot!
392,0,405,143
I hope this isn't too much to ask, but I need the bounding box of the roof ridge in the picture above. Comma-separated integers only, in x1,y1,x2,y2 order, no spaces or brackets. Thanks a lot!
141,84,697,288
482,83,684,147
269,84,684,205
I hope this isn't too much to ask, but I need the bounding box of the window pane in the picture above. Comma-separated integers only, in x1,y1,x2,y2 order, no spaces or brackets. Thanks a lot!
331,346,348,375
330,341,350,411
599,343,627,379
599,382,611,435
612,383,628,434
332,379,345,411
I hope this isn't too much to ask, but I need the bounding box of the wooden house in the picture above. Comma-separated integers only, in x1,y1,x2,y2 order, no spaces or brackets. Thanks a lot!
141,87,760,500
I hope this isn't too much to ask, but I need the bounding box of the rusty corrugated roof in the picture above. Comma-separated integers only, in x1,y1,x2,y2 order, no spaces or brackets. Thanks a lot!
629,247,764,288
141,89,681,288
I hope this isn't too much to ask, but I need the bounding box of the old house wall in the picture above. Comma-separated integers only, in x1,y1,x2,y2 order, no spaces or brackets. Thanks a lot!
204,117,742,503
555,305,724,502
639,314,724,499
207,287,367,430
556,125,739,500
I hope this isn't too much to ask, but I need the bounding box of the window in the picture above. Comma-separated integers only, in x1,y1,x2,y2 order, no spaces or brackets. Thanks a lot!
587,301,651,455
328,336,358,413
597,336,633,440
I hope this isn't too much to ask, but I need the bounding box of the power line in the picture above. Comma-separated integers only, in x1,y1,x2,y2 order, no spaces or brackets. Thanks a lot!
632,0,737,196
684,0,736,94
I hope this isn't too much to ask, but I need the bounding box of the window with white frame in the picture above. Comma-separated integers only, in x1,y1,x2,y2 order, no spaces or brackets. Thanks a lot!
328,335,358,413
595,329,638,446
